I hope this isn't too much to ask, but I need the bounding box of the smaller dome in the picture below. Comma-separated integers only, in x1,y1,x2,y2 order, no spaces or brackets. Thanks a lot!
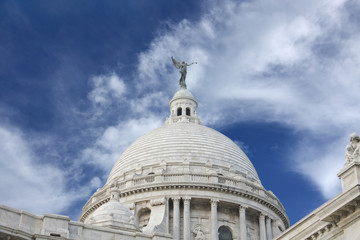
170,87,197,105
85,199,137,231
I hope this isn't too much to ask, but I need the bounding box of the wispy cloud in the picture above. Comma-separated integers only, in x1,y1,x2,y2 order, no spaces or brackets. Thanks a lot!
88,73,126,106
0,124,93,216
81,116,163,174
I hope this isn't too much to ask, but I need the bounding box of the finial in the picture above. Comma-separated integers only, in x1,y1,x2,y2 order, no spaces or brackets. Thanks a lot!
171,56,197,89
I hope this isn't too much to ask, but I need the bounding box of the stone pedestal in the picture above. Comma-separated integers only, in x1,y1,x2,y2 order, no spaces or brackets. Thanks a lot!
338,160,360,192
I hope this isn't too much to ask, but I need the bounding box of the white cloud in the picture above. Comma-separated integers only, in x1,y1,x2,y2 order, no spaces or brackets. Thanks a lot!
90,176,102,189
292,136,346,198
81,117,163,174
88,73,126,106
0,125,90,216
234,140,251,155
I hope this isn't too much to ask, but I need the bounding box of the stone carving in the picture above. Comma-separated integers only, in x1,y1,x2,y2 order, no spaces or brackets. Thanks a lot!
193,226,206,240
129,203,135,210
150,197,166,206
171,56,197,89
345,133,360,163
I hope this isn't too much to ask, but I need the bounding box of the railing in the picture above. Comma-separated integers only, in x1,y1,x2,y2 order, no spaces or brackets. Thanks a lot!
191,174,210,182
163,174,182,182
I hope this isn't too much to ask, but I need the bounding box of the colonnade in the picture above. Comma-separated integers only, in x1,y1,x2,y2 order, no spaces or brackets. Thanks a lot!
171,197,274,240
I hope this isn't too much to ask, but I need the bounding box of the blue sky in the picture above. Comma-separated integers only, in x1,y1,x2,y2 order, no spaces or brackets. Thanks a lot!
1,0,360,225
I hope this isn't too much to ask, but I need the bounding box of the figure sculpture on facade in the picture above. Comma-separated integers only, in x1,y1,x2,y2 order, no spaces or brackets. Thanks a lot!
193,227,206,240
171,56,197,89
345,133,360,163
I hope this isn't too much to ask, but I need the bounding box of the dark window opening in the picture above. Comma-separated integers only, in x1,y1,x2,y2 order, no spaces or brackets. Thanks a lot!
177,107,182,116
218,226,232,240
186,107,191,116
50,233,61,237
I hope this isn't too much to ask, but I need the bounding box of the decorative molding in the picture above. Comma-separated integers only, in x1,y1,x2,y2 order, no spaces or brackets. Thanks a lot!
239,204,248,211
183,196,191,202
150,198,166,206
172,197,181,202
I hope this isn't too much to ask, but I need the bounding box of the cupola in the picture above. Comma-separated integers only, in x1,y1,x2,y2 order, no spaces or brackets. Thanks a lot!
165,86,201,125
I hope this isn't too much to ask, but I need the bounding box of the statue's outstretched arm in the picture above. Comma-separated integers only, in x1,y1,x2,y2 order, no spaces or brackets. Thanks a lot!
187,62,197,66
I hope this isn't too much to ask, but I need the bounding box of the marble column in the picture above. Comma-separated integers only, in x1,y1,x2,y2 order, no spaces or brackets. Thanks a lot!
183,197,191,240
239,205,247,240
259,213,266,240
172,197,181,240
211,199,219,240
266,217,272,240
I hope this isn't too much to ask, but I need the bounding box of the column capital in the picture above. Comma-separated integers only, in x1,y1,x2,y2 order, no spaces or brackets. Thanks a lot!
259,213,266,219
239,204,248,211
210,198,219,204
172,197,181,202
183,196,191,201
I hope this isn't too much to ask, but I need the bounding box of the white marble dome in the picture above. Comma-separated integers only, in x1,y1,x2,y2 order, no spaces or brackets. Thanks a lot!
107,122,259,184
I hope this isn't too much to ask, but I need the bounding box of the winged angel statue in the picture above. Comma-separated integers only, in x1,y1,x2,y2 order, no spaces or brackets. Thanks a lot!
171,56,197,88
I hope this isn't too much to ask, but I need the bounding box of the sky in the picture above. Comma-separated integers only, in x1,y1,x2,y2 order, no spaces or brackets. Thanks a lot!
1,0,360,225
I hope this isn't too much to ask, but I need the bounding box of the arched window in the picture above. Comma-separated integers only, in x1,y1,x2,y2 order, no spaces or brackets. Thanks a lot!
218,226,233,240
186,107,191,116
177,107,182,116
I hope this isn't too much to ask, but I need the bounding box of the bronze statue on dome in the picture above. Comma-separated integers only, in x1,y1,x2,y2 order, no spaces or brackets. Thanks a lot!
171,56,197,89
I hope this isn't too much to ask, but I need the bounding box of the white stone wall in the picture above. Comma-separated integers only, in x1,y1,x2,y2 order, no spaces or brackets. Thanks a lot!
0,204,172,240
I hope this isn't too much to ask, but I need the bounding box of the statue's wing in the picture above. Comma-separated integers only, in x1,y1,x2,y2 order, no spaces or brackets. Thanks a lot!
171,56,180,69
